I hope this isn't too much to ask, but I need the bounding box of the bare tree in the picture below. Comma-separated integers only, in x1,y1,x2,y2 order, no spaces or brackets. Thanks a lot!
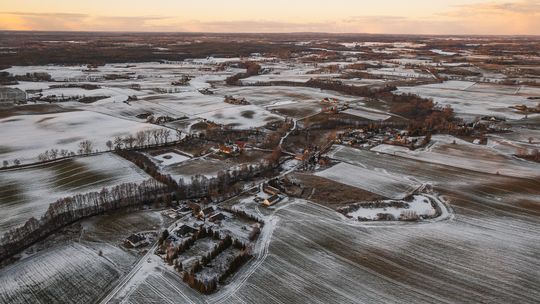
38,150,50,162
106,140,113,151
124,135,136,149
78,140,94,155
50,149,59,160
144,130,153,146
113,136,124,150
152,129,161,145
163,129,171,143
3,160,8,167
135,131,146,148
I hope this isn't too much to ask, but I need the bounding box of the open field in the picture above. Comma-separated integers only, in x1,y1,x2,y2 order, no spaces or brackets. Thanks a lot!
371,135,540,178
162,150,270,180
105,190,540,304
397,81,539,120
288,172,386,209
0,209,169,304
0,154,152,233
315,161,421,199
0,111,168,164
197,104,283,129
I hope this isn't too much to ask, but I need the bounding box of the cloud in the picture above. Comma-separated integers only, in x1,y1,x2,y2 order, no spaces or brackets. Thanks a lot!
182,20,335,33
436,0,540,34
0,11,172,31
449,0,540,15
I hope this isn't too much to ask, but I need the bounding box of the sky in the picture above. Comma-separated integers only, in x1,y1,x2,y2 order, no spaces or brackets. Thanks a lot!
0,0,539,35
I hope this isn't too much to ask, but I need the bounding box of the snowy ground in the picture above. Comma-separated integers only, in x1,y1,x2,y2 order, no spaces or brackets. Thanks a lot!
151,152,190,166
315,160,421,199
371,135,540,178
0,154,152,233
0,242,133,304
0,111,168,164
197,104,283,129
344,195,437,220
0,209,168,304
342,108,392,121
397,81,539,120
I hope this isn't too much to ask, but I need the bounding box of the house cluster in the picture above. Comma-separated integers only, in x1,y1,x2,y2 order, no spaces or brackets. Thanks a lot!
224,95,250,105
511,104,540,113
320,98,350,114
475,117,511,133
217,142,245,156
171,75,192,86
0,87,26,108
337,128,422,149
321,97,339,104
162,198,228,223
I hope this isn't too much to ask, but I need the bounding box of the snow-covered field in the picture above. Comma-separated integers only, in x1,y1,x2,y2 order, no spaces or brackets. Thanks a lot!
344,195,436,220
368,67,432,79
342,108,391,121
398,81,538,120
151,152,190,166
197,105,282,129
0,209,168,304
0,153,152,233
108,193,540,304
371,135,540,178
0,242,133,304
315,161,421,199
0,111,168,164
215,85,359,107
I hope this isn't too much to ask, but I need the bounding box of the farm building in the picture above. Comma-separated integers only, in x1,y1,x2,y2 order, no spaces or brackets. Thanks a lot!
263,184,280,196
125,234,148,248
263,194,282,207
218,143,244,156
176,224,198,237
209,213,226,223
202,206,215,216
0,87,26,108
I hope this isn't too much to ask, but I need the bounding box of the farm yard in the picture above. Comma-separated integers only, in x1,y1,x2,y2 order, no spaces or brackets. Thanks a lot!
0,32,540,304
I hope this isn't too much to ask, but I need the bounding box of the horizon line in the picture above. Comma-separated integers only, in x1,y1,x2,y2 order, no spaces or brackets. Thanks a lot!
0,29,539,38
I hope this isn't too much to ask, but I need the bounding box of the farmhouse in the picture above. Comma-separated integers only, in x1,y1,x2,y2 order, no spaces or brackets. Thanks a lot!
202,206,215,216
209,212,226,223
125,234,148,248
295,149,310,161
218,143,243,156
263,184,281,196
0,87,26,108
263,194,282,207
176,224,198,237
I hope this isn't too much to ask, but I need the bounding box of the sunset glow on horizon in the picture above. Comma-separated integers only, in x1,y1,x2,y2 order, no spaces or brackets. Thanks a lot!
1,0,539,35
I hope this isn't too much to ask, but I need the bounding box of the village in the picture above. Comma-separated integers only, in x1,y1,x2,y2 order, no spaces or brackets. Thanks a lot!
0,31,539,304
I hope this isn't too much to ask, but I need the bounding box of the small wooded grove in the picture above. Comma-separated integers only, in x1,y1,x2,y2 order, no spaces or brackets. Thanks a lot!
237,78,397,98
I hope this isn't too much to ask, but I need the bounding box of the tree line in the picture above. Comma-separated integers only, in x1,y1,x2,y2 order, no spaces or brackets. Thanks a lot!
0,179,164,261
